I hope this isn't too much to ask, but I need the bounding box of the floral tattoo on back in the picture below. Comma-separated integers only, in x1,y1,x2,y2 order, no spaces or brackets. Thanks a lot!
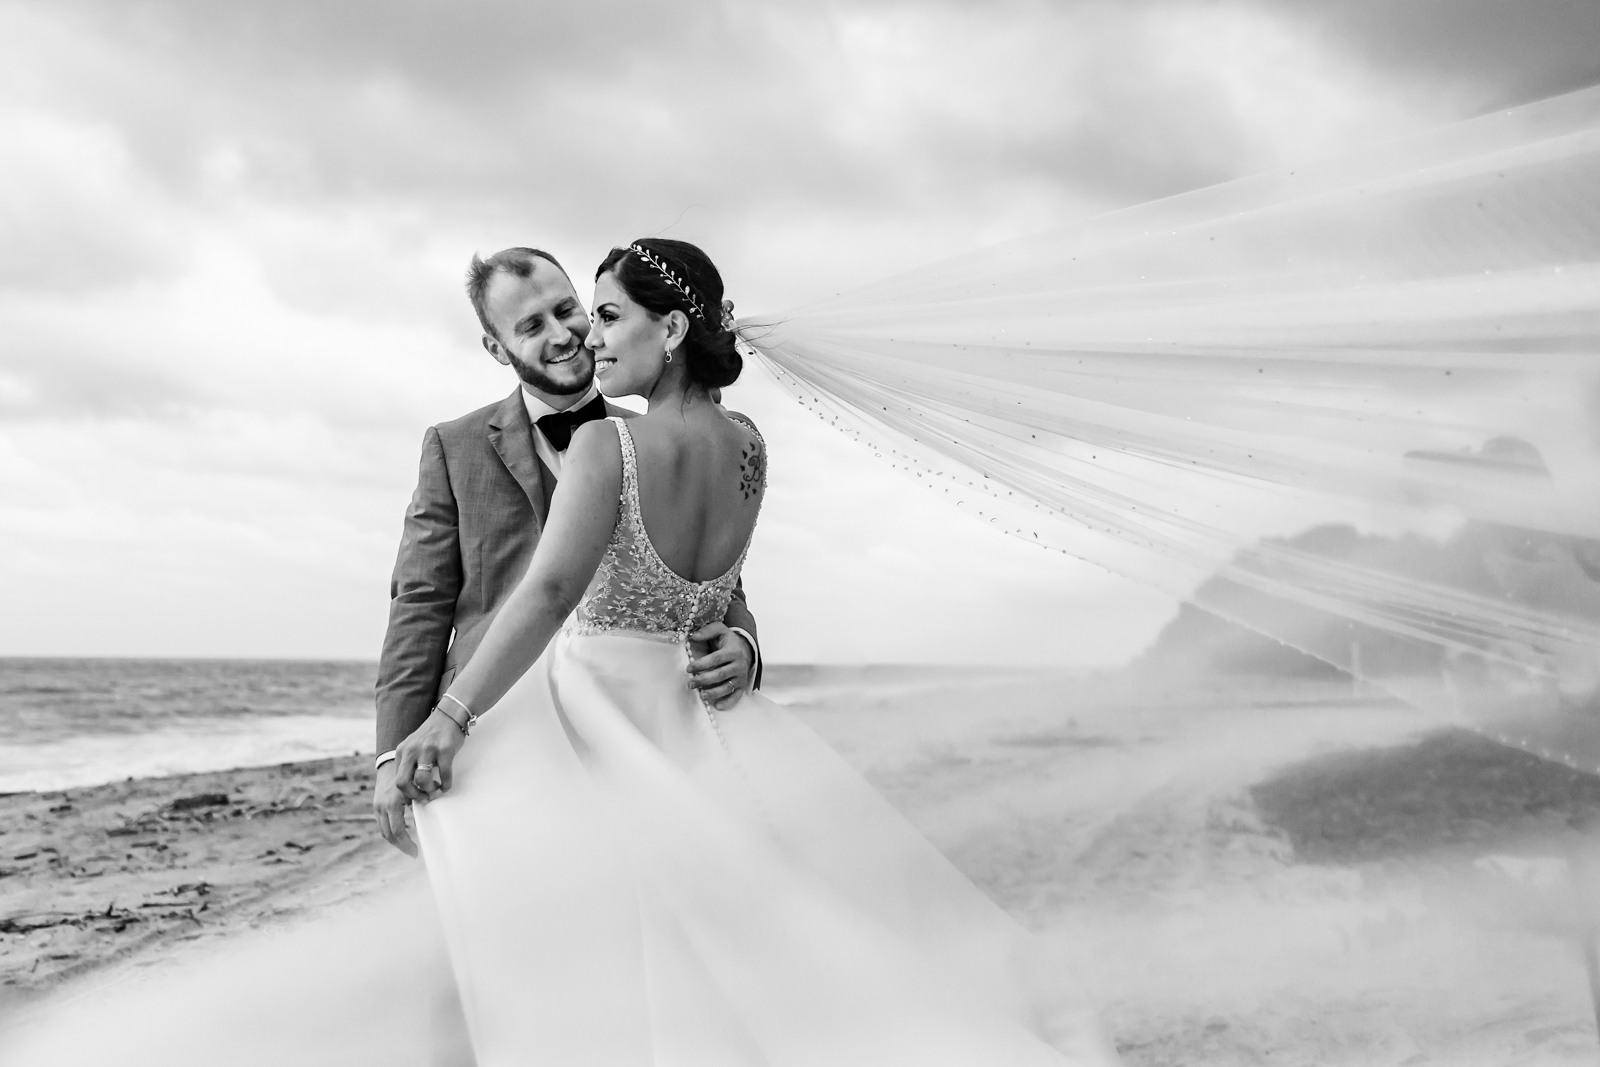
739,439,765,500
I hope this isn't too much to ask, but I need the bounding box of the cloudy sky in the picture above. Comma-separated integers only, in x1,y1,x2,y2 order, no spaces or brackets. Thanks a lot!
1,0,1596,665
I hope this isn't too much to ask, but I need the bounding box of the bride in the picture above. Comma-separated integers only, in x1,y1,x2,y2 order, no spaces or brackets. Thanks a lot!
391,238,1103,1066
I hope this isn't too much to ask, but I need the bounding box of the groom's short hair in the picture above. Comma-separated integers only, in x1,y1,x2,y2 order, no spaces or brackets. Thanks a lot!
466,247,568,340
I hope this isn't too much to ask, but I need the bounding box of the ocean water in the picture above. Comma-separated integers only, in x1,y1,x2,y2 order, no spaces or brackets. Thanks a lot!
0,658,378,794
0,658,1028,794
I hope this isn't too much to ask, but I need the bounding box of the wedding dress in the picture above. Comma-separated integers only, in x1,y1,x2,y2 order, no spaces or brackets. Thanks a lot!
413,416,1097,1065
0,417,1101,1067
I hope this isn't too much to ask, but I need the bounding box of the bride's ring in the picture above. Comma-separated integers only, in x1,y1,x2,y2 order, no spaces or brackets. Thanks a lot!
416,763,436,771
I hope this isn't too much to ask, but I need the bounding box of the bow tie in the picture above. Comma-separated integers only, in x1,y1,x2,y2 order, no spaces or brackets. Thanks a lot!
535,393,608,452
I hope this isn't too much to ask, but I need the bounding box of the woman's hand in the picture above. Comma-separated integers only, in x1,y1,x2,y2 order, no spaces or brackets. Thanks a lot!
393,708,468,804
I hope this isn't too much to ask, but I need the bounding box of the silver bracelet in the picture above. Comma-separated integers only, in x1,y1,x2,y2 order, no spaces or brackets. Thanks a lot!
437,693,479,736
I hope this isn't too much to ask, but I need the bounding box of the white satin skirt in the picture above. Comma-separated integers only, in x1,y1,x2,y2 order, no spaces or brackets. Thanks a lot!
413,630,1099,1067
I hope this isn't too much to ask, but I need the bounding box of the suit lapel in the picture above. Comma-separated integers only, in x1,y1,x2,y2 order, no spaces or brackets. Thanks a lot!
535,454,559,517
487,389,549,530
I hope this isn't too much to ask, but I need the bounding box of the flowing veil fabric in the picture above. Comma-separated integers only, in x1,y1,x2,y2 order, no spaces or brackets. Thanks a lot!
8,85,1600,1067
413,636,1101,1066
742,85,1600,771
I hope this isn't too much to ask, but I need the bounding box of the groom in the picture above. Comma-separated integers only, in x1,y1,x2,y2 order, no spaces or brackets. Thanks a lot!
373,246,761,855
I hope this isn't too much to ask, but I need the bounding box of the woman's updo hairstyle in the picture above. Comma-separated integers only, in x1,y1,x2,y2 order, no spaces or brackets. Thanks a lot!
596,238,742,391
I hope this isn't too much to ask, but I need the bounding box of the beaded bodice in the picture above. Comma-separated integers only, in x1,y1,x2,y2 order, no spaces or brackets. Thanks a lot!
570,416,764,638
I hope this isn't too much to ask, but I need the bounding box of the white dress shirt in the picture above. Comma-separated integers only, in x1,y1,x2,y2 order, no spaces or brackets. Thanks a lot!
522,384,601,477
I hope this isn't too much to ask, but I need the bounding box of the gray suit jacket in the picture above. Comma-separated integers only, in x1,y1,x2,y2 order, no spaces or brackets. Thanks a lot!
375,388,760,754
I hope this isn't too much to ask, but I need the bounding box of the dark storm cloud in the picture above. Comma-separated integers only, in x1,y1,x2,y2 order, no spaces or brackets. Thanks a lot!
1268,0,1600,110
17,0,1600,224
9,0,1358,241
18,1,875,210
4,0,1596,422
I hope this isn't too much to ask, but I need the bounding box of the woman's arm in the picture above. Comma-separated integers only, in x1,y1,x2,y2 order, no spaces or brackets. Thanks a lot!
392,419,623,797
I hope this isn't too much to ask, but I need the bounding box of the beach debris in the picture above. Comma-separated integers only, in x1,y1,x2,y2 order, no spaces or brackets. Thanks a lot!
167,793,230,812
98,905,145,933
107,788,319,834
0,892,213,939
237,787,323,819
1,906,140,935
0,913,73,934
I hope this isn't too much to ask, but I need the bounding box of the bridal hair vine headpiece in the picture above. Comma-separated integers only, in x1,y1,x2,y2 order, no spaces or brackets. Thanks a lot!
630,243,707,322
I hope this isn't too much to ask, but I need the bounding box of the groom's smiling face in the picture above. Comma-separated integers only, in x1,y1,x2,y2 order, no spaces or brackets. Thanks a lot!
481,259,595,398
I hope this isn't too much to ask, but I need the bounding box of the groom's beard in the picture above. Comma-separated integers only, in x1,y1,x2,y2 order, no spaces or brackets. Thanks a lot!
507,346,592,396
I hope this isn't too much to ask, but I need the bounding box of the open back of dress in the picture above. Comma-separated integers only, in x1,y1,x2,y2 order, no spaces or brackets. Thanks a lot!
570,416,760,640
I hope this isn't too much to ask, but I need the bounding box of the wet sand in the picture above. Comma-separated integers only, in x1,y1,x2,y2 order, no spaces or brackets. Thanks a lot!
0,755,407,1002
7,670,1600,1064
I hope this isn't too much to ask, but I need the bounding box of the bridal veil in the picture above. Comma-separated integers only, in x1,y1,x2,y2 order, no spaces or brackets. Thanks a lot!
742,84,1600,771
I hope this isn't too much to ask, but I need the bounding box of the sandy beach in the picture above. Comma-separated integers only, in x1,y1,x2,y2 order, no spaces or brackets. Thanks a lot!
7,668,1600,1064
0,755,408,1001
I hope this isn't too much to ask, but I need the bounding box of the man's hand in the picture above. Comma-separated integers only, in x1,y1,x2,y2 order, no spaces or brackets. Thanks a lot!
393,708,468,808
373,762,417,858
687,622,754,710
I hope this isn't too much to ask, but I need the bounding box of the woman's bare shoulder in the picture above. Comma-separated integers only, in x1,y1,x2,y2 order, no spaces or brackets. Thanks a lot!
564,417,625,477
721,409,763,440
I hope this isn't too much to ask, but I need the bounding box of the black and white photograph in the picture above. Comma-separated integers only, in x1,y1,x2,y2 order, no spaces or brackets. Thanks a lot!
2,1,1599,1064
